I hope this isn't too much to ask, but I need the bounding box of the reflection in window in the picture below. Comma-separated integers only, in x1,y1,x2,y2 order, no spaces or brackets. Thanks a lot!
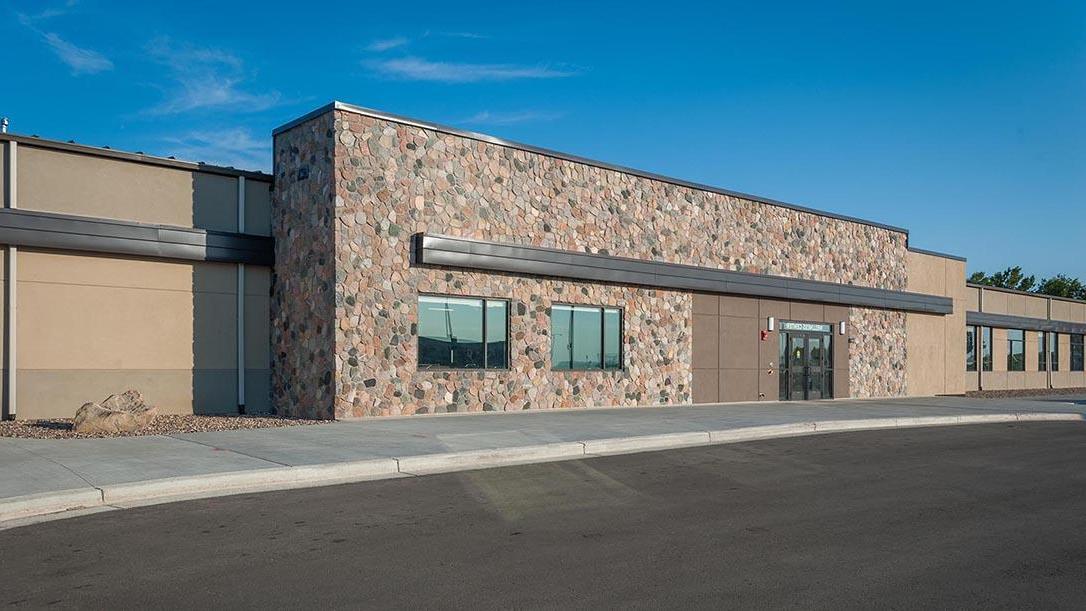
417,295,507,369
1007,329,1025,371
981,327,993,371
966,325,977,372
551,305,623,370
1072,334,1084,372
1050,332,1059,372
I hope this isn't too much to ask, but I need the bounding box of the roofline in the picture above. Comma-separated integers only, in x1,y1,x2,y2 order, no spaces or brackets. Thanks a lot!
0,132,272,181
274,101,911,235
907,246,967,262
966,282,1086,306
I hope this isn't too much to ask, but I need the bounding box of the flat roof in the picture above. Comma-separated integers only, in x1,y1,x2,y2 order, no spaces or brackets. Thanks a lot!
966,282,1086,306
0,132,272,181
274,101,911,235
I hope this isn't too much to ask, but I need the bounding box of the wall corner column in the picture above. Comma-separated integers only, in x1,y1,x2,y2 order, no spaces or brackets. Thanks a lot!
3,140,17,420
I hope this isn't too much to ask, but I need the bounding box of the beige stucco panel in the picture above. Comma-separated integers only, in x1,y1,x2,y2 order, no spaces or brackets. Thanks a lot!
244,179,273,236
17,146,240,232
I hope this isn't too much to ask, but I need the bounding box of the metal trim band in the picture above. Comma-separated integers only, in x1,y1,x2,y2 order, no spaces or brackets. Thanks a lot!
966,311,1086,335
0,208,273,265
414,233,954,315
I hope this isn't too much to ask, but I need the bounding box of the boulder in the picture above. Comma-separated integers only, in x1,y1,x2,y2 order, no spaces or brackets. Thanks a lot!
73,389,158,434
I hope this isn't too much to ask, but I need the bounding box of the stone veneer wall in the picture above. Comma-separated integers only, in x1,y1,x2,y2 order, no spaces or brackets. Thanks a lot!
271,111,338,419
848,308,907,398
272,107,911,418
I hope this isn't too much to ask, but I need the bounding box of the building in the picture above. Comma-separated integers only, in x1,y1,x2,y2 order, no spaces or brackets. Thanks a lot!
1,101,1083,420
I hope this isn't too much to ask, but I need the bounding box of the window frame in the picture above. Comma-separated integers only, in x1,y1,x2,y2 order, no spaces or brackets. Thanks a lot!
1007,329,1026,372
980,326,993,372
1071,334,1085,372
1050,332,1059,372
549,303,625,372
416,293,511,371
1038,331,1047,372
966,325,977,372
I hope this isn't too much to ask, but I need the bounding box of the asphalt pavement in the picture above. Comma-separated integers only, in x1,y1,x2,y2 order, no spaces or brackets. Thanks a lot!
3,422,1086,609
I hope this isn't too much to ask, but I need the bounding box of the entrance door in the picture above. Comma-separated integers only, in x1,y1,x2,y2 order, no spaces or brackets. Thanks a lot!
779,323,834,401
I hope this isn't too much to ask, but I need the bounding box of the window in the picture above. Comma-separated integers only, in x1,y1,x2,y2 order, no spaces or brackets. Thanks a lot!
1050,332,1059,372
1072,334,1084,372
981,327,993,371
551,304,623,370
1007,329,1025,371
966,325,977,371
417,295,508,369
1039,331,1047,371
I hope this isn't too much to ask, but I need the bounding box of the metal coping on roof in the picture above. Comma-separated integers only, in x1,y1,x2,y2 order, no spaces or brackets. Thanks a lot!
966,282,1086,306
0,132,272,181
907,246,967,262
966,311,1086,335
273,101,911,235
414,233,954,315
0,208,273,266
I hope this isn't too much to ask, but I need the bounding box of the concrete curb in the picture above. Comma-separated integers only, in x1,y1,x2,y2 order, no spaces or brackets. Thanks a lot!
2,412,1081,527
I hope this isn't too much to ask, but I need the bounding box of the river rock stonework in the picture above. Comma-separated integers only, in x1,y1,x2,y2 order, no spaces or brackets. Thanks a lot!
848,308,908,398
273,107,911,418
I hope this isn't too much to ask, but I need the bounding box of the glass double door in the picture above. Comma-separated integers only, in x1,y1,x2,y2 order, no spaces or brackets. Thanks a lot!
779,331,833,401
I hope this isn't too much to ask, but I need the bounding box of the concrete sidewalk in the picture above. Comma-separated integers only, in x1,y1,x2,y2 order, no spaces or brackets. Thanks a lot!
3,395,1084,526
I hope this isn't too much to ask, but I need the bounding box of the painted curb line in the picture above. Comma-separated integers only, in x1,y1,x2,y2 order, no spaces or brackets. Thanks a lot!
2,412,1082,527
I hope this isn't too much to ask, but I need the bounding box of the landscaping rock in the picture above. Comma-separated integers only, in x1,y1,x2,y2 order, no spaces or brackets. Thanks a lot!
73,390,158,434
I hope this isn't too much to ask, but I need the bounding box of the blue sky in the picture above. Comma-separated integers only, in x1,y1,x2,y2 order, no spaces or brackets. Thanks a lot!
2,0,1083,278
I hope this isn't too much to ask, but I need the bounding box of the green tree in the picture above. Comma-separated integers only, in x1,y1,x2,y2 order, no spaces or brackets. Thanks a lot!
1036,275,1086,300
980,266,1037,292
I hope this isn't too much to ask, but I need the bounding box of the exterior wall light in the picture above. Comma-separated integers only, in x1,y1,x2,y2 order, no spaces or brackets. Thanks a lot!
839,321,847,335
767,316,775,332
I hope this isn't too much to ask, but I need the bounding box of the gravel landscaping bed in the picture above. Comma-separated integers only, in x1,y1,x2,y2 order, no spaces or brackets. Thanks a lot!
0,414,324,439
966,387,1086,399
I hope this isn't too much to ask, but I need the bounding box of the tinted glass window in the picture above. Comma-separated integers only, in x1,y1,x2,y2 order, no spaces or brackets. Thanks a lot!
418,295,508,369
1007,329,1025,371
486,301,508,368
1050,332,1059,372
1039,331,1047,371
966,325,977,371
551,305,623,370
981,327,993,371
1072,334,1084,372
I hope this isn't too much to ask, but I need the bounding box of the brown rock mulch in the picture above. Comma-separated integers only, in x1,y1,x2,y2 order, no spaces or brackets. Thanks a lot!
0,414,325,440
966,387,1086,399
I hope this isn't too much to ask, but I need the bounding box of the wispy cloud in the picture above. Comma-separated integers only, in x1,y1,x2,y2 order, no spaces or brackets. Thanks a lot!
40,31,113,74
366,36,408,52
461,110,565,126
441,32,488,39
144,37,281,115
162,128,269,171
366,57,576,83
17,2,113,75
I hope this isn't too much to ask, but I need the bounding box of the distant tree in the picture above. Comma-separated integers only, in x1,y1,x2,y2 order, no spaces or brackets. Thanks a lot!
981,266,1037,292
968,271,988,284
1036,275,1086,300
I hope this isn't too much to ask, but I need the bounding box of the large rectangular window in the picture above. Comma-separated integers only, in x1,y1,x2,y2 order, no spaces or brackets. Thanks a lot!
981,327,993,371
1038,332,1059,371
551,304,623,370
1007,329,1025,371
1072,334,1084,372
966,325,977,372
417,295,508,369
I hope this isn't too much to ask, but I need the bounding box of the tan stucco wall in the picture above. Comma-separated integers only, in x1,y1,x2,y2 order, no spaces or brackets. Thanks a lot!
15,145,271,233
905,251,966,395
14,251,270,419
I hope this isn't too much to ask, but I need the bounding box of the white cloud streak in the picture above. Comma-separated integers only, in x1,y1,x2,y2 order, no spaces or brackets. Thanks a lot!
144,38,281,115
366,37,408,52
18,3,112,75
366,57,576,83
40,31,113,74
460,110,565,126
162,128,269,171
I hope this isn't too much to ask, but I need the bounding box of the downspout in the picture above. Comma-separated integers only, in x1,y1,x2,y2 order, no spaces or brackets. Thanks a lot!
4,136,17,419
236,177,246,414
